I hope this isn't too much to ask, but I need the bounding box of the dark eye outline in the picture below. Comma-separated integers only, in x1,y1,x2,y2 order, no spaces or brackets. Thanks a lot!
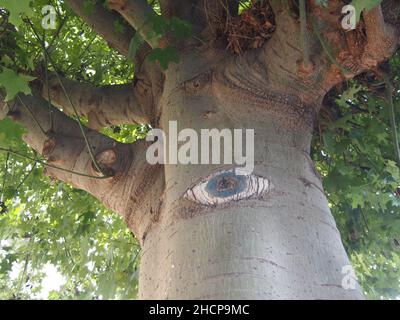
184,170,270,206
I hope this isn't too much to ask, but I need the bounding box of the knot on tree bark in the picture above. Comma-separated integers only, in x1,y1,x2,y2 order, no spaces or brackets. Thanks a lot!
182,71,213,95
92,148,119,177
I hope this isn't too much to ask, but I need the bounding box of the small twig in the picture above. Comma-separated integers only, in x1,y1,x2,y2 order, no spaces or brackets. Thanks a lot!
299,0,311,70
0,151,10,200
0,147,111,180
27,19,108,177
14,160,37,192
16,237,33,297
311,17,350,75
382,70,400,167
17,95,47,135
43,49,54,131
64,34,97,73
360,208,370,233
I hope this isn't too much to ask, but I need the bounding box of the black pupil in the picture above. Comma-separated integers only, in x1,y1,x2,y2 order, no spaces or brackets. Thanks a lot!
216,177,238,192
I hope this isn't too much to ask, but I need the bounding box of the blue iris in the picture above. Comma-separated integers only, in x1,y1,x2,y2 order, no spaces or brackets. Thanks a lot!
205,172,246,198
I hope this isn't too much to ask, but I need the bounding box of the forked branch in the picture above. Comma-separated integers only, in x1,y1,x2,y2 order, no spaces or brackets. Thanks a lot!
108,0,161,48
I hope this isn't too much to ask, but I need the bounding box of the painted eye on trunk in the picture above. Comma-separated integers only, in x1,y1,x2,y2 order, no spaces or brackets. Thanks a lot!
184,170,270,206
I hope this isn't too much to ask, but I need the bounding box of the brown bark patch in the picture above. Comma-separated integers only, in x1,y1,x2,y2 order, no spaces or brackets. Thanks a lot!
108,0,126,11
42,136,57,159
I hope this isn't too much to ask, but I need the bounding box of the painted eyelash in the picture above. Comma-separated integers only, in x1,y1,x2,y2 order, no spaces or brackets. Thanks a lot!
184,170,270,206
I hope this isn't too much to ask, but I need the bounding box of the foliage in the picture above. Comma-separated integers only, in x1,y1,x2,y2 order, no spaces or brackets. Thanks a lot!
0,0,399,300
0,0,140,299
350,0,383,22
0,0,34,27
128,14,191,69
312,53,400,299
0,67,35,101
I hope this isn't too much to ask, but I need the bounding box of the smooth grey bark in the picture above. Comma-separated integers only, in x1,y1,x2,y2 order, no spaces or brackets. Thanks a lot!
41,75,151,129
138,51,364,299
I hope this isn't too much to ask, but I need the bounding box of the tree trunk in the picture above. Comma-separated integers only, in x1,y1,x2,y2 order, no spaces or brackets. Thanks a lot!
138,54,364,299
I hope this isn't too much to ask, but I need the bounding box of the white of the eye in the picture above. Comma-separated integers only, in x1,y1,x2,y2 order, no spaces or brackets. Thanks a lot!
184,171,270,206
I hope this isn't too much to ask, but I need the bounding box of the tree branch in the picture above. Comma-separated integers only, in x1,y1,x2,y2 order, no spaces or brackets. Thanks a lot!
361,6,399,69
41,74,151,129
108,0,160,48
0,93,127,179
261,1,400,92
65,0,135,56
0,93,164,238
316,4,400,90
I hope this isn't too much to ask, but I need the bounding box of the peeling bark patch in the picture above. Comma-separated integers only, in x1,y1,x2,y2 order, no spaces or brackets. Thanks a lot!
184,170,269,206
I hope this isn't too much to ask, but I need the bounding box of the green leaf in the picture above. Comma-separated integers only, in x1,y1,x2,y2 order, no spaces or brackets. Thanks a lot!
169,17,192,41
3,187,17,200
350,0,383,22
113,19,126,35
385,160,400,181
83,0,95,15
323,131,336,154
127,34,144,62
0,118,26,145
0,0,34,27
0,68,36,101
148,47,179,70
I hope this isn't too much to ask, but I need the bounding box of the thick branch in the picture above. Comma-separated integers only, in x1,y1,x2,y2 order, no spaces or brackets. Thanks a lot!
41,75,150,129
261,2,400,92
108,0,160,48
316,4,400,90
0,93,128,180
361,6,399,68
65,0,135,56
0,93,164,238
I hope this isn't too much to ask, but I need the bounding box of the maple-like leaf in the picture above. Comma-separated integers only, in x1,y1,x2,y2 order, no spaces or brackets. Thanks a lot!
0,68,36,101
0,0,34,27
350,0,383,22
